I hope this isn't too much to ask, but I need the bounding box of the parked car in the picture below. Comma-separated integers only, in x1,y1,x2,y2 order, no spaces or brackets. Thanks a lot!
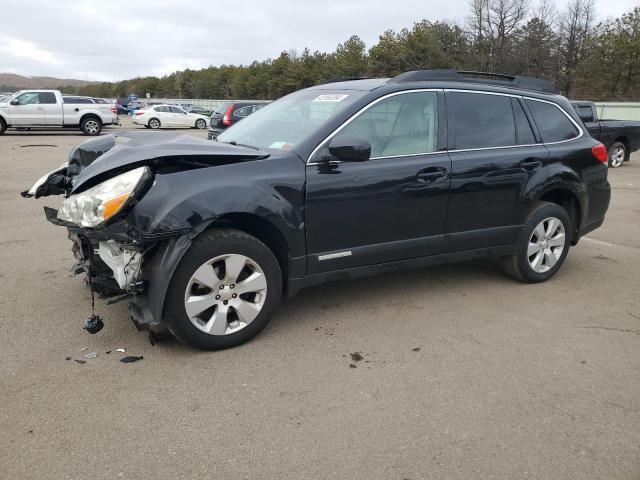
175,103,205,114
571,101,640,167
0,90,118,135
208,101,267,139
116,104,128,115
127,101,142,115
131,104,209,129
24,70,611,350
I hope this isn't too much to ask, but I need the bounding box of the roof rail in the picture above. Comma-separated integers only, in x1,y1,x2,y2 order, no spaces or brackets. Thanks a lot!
319,77,371,85
388,69,557,94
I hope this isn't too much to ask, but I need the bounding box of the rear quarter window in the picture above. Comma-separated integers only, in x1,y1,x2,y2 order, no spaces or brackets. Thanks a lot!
525,99,580,143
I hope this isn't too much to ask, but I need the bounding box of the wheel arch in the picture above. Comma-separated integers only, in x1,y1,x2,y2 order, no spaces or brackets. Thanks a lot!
79,113,102,125
199,212,291,287
534,187,583,244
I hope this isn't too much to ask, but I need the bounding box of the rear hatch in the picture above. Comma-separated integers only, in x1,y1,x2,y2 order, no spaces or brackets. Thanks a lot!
211,102,233,128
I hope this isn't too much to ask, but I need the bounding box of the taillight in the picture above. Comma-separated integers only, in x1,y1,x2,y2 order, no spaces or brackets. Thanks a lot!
222,103,235,126
592,143,608,164
134,111,145,116
111,105,117,114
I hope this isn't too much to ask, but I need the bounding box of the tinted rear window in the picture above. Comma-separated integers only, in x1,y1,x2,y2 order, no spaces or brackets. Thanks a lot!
525,100,579,143
214,102,232,114
576,105,594,122
450,92,516,149
40,92,57,104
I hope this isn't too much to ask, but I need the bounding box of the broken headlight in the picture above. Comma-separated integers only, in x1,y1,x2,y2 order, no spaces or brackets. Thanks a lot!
58,166,149,227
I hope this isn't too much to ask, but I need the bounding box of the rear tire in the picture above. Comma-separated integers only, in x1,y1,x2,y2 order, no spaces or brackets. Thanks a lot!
608,141,626,168
195,118,206,129
0,117,6,135
148,118,161,129
164,229,282,350
80,117,102,136
500,201,572,283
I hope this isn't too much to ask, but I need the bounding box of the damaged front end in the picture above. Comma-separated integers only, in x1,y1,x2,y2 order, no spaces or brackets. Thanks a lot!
24,131,270,335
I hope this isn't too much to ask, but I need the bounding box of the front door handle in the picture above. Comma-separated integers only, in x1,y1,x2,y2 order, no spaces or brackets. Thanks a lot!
416,168,447,183
520,159,542,170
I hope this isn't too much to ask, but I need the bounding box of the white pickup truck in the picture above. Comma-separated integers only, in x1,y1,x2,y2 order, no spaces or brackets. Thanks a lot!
0,90,119,136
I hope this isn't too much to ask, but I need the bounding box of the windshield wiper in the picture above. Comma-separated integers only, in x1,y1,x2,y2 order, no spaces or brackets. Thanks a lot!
219,140,259,150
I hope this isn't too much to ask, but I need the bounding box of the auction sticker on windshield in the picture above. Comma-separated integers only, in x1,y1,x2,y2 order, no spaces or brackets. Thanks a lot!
313,94,349,102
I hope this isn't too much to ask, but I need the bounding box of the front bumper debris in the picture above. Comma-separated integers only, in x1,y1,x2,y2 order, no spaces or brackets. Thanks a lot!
97,240,143,291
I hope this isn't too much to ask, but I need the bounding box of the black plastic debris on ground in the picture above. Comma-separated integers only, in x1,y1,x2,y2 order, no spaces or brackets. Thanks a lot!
74,359,86,365
120,356,143,364
83,314,104,334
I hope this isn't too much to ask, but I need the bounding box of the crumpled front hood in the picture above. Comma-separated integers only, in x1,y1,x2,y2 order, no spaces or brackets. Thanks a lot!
23,131,269,198
72,131,268,192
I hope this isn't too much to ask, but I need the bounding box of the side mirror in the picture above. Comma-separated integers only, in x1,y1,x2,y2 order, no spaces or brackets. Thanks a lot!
10,99,20,106
328,135,371,162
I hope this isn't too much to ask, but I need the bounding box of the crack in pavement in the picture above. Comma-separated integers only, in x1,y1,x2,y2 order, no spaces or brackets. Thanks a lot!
577,326,640,335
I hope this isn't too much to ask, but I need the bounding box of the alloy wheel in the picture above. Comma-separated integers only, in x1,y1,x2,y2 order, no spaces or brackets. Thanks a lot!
609,146,625,167
527,217,565,273
184,254,268,335
149,119,160,129
85,120,99,134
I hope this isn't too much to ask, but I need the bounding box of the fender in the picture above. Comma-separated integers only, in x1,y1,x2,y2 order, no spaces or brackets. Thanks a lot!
131,154,306,257
127,154,306,329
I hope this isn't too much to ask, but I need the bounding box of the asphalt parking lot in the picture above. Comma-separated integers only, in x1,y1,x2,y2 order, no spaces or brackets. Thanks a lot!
1,121,639,480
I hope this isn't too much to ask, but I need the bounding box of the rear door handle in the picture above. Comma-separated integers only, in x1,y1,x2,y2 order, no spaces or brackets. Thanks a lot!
520,159,542,170
416,168,447,183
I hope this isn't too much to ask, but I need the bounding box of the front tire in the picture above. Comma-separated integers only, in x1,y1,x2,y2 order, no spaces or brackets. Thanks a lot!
148,118,161,129
80,117,102,135
0,117,6,135
608,141,626,168
164,229,282,350
501,202,572,283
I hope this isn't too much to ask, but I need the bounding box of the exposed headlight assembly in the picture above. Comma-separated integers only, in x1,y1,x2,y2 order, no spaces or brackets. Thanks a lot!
58,166,150,227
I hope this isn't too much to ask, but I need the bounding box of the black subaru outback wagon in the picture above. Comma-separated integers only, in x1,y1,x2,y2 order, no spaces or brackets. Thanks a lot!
25,70,611,350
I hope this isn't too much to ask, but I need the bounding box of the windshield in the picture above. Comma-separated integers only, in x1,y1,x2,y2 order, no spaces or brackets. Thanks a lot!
217,89,366,150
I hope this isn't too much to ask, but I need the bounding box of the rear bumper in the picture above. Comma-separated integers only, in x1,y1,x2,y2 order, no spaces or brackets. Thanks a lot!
207,127,224,139
577,217,605,242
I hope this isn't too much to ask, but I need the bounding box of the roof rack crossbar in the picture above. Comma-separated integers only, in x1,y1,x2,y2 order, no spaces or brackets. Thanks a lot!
387,69,557,94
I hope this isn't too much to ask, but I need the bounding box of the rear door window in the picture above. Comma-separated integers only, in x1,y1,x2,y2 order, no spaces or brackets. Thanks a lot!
450,92,516,149
40,92,57,104
233,106,252,118
525,99,580,143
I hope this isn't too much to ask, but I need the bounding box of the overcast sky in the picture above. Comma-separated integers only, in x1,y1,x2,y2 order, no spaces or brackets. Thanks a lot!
1,0,638,82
